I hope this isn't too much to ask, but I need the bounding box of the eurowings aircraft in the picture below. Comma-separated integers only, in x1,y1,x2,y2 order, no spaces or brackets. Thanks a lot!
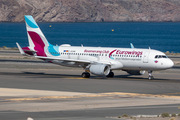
16,15,174,80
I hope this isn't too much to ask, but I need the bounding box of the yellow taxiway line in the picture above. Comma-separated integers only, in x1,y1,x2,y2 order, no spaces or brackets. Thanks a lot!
5,92,180,101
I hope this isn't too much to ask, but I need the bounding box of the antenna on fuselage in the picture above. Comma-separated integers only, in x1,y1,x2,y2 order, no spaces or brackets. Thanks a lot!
149,47,151,50
81,44,83,47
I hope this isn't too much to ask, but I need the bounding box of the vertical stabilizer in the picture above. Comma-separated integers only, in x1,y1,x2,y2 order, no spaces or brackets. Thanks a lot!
24,15,50,56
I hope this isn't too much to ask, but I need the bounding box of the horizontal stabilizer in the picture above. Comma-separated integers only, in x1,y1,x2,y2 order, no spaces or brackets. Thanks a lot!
23,49,37,53
16,42,37,56
16,42,26,56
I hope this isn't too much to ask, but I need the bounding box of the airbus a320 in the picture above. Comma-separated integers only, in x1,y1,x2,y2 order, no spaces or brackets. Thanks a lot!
16,15,174,80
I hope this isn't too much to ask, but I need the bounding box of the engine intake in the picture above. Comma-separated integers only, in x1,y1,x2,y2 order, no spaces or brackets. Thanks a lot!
88,64,110,76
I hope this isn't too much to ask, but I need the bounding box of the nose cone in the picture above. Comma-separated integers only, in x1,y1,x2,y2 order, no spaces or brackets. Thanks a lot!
167,59,174,68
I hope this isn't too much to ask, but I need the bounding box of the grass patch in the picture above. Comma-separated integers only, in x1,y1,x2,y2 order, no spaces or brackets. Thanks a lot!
161,113,170,118
171,113,176,117
122,114,128,117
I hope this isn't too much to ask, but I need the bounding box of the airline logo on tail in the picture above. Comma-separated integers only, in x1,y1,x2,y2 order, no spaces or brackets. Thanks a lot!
24,15,60,57
25,16,38,28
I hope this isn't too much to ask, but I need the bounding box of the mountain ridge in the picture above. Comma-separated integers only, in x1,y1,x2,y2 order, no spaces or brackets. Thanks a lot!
1,0,180,22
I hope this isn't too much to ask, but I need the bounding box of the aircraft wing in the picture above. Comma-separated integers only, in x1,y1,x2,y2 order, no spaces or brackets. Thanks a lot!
35,56,112,65
35,56,91,63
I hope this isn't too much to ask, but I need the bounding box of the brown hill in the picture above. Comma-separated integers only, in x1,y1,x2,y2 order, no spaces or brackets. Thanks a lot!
0,0,180,22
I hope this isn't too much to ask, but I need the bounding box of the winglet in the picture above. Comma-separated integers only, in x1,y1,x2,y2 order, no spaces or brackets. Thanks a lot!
16,42,26,55
130,43,134,49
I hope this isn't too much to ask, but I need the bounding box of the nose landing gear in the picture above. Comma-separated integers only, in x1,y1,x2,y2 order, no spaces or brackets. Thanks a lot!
148,70,154,80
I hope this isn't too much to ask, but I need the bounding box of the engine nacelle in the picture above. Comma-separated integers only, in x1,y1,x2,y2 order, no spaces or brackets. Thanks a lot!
126,70,145,75
89,64,110,76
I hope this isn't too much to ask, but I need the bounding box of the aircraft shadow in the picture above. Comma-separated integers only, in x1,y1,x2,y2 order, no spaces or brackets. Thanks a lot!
0,71,177,82
0,71,80,78
0,59,44,63
114,74,173,82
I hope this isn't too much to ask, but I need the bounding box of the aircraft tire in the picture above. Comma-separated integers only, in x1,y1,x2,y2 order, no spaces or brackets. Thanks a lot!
106,71,114,78
82,72,90,78
148,76,154,80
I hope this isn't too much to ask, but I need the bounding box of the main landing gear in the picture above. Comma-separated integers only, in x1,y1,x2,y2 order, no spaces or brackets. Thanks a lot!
148,70,154,80
81,71,114,78
106,71,114,78
81,72,90,78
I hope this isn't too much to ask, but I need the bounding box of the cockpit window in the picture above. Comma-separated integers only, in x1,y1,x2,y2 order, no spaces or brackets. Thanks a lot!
154,55,168,59
162,55,167,58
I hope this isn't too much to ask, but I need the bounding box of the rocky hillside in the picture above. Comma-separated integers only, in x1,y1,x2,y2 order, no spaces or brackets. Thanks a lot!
1,0,180,22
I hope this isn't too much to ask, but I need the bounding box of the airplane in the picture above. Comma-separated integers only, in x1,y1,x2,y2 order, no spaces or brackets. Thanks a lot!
16,15,174,80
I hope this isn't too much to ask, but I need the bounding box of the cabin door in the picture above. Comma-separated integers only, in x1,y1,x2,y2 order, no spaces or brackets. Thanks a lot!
143,51,149,63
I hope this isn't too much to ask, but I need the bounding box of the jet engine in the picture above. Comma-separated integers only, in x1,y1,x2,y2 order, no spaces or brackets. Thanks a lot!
126,70,145,75
88,64,110,76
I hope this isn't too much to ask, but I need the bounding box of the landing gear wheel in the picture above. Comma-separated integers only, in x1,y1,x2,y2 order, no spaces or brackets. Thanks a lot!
81,72,90,78
106,71,114,78
148,70,154,80
148,76,154,80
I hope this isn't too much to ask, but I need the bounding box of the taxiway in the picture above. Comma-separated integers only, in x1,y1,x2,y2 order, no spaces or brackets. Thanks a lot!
0,50,180,120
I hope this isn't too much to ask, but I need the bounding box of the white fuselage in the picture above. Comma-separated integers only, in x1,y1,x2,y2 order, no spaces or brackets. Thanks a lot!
46,45,174,71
